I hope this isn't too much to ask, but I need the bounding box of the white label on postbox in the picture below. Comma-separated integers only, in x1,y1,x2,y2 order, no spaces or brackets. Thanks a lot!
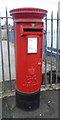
28,37,37,53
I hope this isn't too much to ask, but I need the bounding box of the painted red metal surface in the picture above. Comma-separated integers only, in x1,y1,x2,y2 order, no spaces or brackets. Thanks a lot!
10,8,47,93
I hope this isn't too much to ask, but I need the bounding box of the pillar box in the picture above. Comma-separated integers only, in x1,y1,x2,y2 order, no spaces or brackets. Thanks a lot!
10,8,47,110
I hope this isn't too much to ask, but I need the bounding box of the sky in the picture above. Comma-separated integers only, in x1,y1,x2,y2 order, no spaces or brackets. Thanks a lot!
0,0,60,17
0,0,60,25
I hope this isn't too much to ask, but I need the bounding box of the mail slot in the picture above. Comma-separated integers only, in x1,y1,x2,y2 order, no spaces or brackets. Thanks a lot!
10,8,47,110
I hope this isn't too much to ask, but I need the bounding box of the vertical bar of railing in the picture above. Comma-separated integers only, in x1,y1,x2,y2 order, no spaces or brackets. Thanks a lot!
56,12,59,84
50,11,53,86
13,20,16,63
44,15,48,85
0,15,5,82
13,20,16,80
6,8,11,89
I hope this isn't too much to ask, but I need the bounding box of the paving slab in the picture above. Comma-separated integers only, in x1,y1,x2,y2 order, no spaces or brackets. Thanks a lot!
2,89,59,119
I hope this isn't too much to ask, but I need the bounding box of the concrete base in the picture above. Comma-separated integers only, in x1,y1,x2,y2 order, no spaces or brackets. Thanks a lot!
16,89,40,111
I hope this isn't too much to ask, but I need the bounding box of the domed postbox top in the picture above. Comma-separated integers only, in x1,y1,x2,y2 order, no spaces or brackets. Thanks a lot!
10,8,47,22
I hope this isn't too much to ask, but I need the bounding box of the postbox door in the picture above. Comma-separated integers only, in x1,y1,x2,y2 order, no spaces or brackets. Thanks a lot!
16,24,43,93
25,35,42,92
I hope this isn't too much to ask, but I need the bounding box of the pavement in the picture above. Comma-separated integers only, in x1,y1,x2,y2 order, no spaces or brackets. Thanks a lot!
2,89,59,119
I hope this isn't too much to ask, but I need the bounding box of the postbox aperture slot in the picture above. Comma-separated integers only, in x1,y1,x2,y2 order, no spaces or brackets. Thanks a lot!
24,28,42,32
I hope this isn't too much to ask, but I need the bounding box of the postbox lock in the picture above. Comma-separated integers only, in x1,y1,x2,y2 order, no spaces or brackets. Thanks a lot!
32,23,35,27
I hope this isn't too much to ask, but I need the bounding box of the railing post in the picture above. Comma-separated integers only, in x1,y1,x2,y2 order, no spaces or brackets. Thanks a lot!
0,14,5,82
44,15,48,86
13,20,16,66
50,11,53,86
6,8,12,90
13,20,16,81
56,12,59,84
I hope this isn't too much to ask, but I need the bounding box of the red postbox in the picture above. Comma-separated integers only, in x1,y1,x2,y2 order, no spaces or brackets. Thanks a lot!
10,8,47,110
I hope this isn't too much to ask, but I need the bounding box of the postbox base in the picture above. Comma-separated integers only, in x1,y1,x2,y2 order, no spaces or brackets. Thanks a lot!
16,89,40,111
